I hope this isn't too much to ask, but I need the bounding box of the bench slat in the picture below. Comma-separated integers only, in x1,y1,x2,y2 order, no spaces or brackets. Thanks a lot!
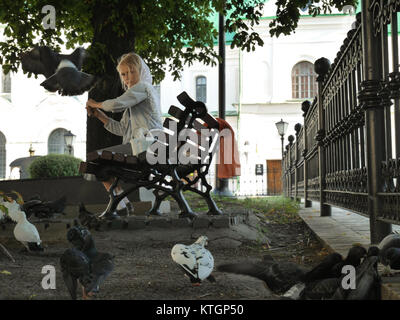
113,152,126,164
87,150,101,162
168,105,184,120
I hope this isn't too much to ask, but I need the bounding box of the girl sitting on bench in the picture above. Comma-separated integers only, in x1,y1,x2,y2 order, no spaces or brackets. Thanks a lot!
85,52,163,219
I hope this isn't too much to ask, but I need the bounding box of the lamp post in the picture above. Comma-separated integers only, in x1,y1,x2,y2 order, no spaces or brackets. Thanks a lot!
64,130,76,155
28,144,35,157
275,119,288,159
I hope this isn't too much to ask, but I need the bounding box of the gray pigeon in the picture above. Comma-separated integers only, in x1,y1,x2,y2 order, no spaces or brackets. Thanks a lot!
217,254,309,295
66,225,114,298
60,247,96,300
376,233,400,274
20,46,96,96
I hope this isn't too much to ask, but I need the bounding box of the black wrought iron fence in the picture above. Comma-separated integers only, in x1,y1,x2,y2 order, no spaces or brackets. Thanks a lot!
282,0,400,243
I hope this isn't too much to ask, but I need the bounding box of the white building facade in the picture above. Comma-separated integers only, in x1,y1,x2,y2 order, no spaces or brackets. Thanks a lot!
0,5,356,195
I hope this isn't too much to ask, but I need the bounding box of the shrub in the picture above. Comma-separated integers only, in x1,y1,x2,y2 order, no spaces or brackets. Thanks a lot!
28,154,82,178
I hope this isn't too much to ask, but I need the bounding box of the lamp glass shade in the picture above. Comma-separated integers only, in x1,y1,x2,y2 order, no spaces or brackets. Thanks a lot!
275,119,288,136
64,131,76,146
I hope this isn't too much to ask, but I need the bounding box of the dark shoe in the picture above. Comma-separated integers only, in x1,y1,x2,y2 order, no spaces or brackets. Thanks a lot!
98,210,120,220
126,202,134,216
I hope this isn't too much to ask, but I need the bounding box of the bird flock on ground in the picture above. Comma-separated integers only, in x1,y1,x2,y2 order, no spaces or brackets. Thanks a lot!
217,234,400,300
2,193,400,300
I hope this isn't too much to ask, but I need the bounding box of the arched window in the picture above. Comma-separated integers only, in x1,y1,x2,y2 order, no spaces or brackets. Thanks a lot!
196,76,207,103
291,61,317,99
48,128,69,155
0,131,6,179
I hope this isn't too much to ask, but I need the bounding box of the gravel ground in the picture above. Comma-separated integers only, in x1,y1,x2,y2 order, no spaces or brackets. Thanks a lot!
0,203,328,300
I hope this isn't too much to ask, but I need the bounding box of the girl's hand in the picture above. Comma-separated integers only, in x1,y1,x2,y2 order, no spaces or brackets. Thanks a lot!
86,98,102,109
86,106,96,117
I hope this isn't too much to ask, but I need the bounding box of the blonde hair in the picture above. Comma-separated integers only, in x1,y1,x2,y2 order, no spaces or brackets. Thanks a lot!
117,52,142,90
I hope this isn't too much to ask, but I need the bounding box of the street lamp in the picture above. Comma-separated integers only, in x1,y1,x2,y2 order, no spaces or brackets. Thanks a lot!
275,119,288,159
64,130,76,155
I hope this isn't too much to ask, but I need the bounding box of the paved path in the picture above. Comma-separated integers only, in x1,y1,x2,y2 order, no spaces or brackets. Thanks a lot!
298,201,400,299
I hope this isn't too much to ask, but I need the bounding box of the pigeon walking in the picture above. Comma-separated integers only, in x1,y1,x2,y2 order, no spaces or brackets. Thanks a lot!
5,201,43,252
63,225,114,299
171,236,215,286
60,248,96,300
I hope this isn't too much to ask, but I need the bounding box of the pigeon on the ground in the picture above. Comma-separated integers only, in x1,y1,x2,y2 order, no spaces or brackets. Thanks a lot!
345,255,381,300
78,203,101,230
303,252,344,283
22,195,66,219
330,253,381,300
60,247,96,300
301,277,343,300
217,254,309,295
5,200,43,252
20,46,96,96
65,225,114,298
304,245,367,283
377,233,400,273
171,236,215,286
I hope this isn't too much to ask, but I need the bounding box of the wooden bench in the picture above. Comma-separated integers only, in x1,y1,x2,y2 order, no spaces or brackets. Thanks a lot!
78,91,223,221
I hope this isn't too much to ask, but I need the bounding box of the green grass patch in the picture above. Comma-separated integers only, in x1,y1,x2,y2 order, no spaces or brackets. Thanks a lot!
169,192,301,224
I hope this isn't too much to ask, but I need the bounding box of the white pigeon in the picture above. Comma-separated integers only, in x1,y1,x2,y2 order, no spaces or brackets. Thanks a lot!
2,199,21,222
171,235,215,286
5,201,43,252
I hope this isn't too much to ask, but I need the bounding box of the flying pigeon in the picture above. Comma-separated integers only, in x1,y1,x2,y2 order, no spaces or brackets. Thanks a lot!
5,200,43,252
20,46,96,96
60,247,97,300
217,254,309,295
65,225,114,298
171,236,215,286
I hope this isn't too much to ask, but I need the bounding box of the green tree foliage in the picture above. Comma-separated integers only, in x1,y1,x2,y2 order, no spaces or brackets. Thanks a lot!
270,0,358,37
28,154,82,178
0,0,267,82
0,0,356,82
0,0,357,152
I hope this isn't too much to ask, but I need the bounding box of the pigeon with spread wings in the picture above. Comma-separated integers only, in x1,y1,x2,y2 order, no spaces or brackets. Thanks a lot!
20,46,96,96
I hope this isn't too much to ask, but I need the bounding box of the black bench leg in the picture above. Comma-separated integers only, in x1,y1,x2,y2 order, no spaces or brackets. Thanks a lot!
200,175,223,216
98,178,123,220
147,189,166,216
174,189,197,219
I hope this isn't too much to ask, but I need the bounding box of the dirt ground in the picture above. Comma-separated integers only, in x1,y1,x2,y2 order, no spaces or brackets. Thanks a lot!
0,201,328,301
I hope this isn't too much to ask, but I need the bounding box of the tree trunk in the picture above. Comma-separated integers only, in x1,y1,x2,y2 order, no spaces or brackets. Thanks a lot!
86,1,137,153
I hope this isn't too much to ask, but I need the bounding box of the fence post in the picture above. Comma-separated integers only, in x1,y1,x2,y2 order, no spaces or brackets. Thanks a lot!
302,101,312,208
284,146,289,196
294,123,302,202
288,135,294,199
359,0,392,243
314,57,331,217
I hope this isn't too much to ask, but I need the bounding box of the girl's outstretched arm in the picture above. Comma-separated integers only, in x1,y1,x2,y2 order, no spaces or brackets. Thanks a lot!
86,98,103,109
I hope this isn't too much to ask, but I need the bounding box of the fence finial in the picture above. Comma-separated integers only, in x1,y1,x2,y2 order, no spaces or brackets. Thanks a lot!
314,57,331,82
